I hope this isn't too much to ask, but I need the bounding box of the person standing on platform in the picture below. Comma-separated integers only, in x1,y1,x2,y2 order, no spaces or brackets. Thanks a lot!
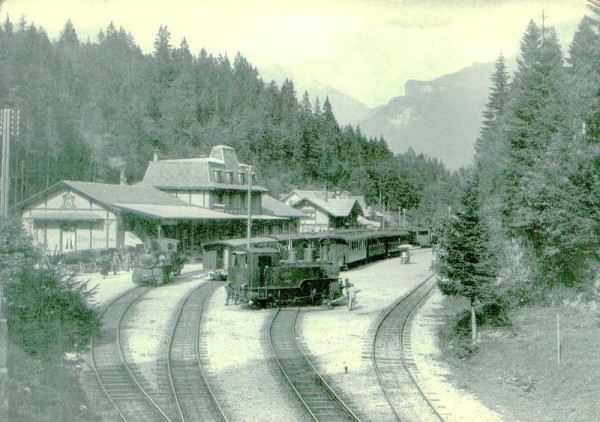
112,252,120,275
225,282,233,305
347,283,360,311
123,250,131,271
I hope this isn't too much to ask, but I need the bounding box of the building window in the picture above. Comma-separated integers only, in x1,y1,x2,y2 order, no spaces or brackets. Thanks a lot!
213,170,222,183
239,172,246,185
227,171,234,184
300,206,316,220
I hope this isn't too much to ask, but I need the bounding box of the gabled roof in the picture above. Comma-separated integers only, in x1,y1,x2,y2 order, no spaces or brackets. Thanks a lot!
294,197,361,218
16,180,192,212
261,195,305,218
64,181,190,207
284,189,368,214
17,181,282,222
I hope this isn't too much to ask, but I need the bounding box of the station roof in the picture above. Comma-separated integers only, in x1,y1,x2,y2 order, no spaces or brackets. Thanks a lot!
283,189,369,214
294,197,360,217
18,180,286,223
319,230,407,242
267,233,323,242
261,195,305,219
202,236,279,250
140,150,268,192
114,203,240,220
17,180,192,212
64,181,191,206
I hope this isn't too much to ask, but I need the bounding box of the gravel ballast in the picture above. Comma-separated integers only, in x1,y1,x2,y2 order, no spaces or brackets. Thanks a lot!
85,257,502,421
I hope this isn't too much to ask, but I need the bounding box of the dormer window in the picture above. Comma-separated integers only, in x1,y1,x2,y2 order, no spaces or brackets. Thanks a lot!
239,172,246,185
213,170,222,183
227,171,234,184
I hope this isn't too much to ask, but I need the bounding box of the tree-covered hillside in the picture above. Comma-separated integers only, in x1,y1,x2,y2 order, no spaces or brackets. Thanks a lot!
0,17,454,219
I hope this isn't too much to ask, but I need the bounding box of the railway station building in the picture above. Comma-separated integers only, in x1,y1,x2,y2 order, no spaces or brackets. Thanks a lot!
17,145,303,254
282,189,379,232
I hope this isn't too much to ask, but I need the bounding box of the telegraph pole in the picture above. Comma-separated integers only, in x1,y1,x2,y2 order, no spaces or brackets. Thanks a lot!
0,108,18,421
246,165,253,297
0,283,6,420
1,108,19,217
246,165,253,250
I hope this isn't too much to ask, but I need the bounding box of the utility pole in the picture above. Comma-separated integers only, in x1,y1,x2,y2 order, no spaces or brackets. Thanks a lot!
246,165,253,296
246,165,253,250
0,108,18,421
1,109,19,217
0,283,6,422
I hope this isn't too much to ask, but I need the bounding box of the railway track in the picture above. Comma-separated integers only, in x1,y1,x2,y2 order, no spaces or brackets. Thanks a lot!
91,286,169,422
91,271,217,422
373,275,444,422
167,281,227,421
269,308,360,422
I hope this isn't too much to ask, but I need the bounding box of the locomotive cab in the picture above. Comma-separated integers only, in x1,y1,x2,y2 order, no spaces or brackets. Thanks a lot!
228,247,341,307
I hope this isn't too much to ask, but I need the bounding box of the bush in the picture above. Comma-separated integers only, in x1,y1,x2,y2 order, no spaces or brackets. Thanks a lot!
7,267,100,358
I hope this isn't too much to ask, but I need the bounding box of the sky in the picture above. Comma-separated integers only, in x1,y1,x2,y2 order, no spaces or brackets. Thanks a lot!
1,0,592,107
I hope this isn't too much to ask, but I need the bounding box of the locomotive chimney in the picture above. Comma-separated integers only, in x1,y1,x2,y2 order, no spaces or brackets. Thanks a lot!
119,167,127,185
153,149,159,161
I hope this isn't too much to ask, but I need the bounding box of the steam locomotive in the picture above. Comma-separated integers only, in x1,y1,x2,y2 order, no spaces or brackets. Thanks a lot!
203,230,407,306
132,238,185,286
226,245,341,306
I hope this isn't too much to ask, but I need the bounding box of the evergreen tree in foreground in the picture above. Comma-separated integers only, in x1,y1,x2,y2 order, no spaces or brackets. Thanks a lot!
433,177,497,342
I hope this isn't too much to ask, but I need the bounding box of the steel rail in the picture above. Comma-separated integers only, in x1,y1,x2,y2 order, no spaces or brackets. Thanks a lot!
373,275,444,422
91,270,207,421
166,281,227,421
116,290,172,421
91,286,170,422
269,308,360,421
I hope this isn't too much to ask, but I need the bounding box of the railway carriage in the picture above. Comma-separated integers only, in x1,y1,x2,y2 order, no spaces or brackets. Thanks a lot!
202,229,409,307
319,231,405,269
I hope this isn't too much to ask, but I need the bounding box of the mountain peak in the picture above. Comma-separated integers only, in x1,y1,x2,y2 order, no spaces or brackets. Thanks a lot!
359,62,496,170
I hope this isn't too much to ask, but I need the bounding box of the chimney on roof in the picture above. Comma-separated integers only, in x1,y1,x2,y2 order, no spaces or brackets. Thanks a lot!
119,167,127,185
153,149,159,161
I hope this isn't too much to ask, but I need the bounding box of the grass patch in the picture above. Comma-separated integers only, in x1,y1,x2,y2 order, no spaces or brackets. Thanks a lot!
437,295,600,421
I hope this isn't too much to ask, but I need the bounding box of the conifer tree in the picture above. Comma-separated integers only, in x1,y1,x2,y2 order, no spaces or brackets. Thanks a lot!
502,20,568,236
568,16,600,132
434,177,497,342
475,54,509,197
